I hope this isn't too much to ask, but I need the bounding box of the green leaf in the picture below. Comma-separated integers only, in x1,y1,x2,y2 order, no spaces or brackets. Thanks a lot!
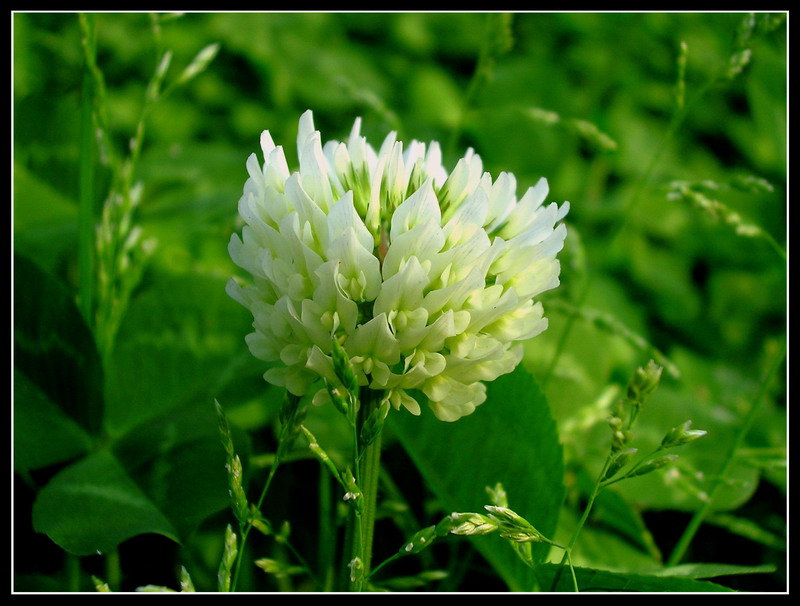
13,369,93,474
14,254,104,435
13,162,77,229
390,366,564,591
534,563,735,592
640,562,776,579
551,504,662,574
705,513,785,550
111,401,247,540
30,400,248,555
32,449,179,555
103,273,254,435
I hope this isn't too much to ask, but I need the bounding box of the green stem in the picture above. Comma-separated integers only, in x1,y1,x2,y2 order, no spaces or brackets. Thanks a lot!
104,549,121,591
338,500,360,591
318,462,335,591
367,553,400,582
761,230,787,262
341,389,383,591
359,424,383,586
67,554,81,592
230,455,281,592
77,57,95,325
599,446,664,489
666,339,786,566
550,457,612,591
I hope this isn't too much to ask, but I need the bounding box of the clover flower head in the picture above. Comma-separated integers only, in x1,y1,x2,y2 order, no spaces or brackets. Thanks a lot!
227,110,569,422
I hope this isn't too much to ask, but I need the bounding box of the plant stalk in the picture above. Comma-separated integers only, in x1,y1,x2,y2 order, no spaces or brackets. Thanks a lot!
341,389,383,591
666,339,786,566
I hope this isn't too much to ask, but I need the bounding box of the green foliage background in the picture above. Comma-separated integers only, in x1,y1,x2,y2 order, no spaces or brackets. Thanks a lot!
13,12,786,592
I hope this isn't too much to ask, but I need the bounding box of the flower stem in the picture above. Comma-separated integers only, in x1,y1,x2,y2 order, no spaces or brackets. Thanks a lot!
342,389,383,591
549,457,612,591
358,421,383,585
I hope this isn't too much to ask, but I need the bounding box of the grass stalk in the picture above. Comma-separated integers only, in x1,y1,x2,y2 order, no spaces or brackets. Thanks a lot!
77,54,95,325
666,339,786,566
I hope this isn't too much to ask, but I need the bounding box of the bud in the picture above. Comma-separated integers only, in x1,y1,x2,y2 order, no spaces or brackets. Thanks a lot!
626,360,663,406
611,429,632,453
348,557,364,584
331,336,360,395
277,396,306,459
177,43,220,87
217,525,238,592
214,399,235,458
275,520,291,544
604,448,638,481
135,584,177,592
254,558,281,574
301,426,343,493
255,558,305,579
326,380,350,417
179,567,195,593
250,507,273,536
726,49,752,80
279,391,301,426
400,525,438,555
215,400,249,525
226,454,248,526
661,420,707,449
485,482,509,508
629,454,679,478
439,512,499,537
484,505,546,543
360,397,391,447
341,466,363,513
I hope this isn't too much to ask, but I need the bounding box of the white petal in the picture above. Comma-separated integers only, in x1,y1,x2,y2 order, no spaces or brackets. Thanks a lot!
345,313,400,365
373,255,429,319
390,179,442,239
327,191,374,253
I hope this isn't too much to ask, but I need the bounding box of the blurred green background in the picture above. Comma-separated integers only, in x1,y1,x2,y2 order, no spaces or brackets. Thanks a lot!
13,12,786,592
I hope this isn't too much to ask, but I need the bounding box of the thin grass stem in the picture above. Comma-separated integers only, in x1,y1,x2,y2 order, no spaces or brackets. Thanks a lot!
666,339,786,566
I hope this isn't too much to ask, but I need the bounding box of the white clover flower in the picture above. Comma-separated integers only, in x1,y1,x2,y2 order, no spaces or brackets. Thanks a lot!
227,110,569,422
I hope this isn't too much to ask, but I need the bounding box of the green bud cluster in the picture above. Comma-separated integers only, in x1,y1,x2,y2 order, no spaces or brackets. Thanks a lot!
437,512,499,537
626,360,663,407
629,454,679,478
249,507,273,536
254,558,305,579
277,392,307,459
486,482,509,508
179,567,195,593
661,420,708,449
348,557,364,584
603,448,638,481
400,525,438,555
341,466,363,514
360,398,391,448
484,505,547,543
215,400,249,526
217,525,238,592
